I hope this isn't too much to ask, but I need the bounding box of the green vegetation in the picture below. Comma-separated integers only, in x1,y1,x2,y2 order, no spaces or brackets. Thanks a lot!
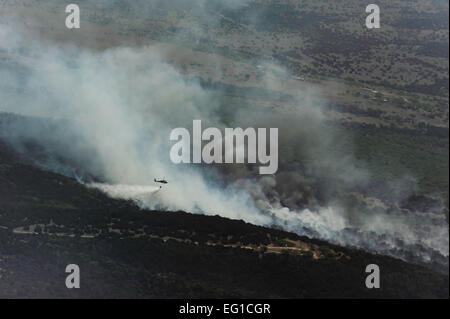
349,125,449,199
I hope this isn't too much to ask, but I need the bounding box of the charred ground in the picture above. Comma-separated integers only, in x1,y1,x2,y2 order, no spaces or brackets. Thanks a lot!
0,133,448,298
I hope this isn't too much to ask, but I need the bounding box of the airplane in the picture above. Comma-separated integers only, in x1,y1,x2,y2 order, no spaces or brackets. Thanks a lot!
154,177,168,184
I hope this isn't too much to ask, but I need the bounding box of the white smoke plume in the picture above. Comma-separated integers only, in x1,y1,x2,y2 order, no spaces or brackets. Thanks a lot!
0,11,448,271
87,183,161,201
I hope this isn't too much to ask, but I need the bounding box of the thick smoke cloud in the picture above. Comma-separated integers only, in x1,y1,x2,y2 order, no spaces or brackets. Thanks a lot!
0,12,448,271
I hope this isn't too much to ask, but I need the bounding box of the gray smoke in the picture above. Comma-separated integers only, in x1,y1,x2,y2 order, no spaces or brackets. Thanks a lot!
0,5,448,271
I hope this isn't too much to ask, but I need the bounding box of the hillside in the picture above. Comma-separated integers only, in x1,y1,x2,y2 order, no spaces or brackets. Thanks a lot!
0,0,448,299
0,134,448,298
